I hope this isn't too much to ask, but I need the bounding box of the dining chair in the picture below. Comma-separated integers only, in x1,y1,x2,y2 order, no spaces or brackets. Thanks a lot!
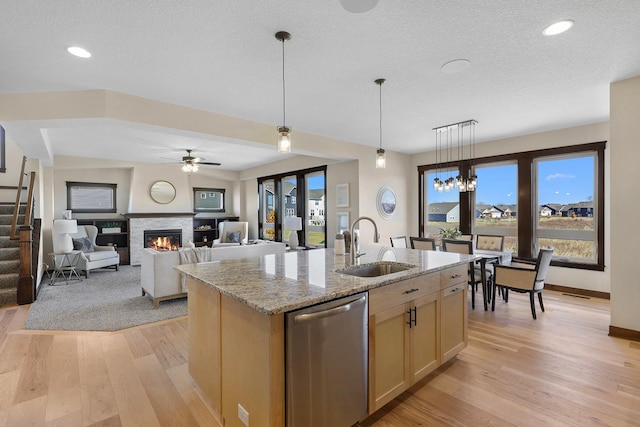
476,234,504,251
441,239,486,310
492,247,554,319
475,234,505,297
389,236,408,248
410,236,437,250
459,234,474,242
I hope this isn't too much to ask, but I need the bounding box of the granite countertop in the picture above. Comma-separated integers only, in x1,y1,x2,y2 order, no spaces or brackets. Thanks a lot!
176,245,477,316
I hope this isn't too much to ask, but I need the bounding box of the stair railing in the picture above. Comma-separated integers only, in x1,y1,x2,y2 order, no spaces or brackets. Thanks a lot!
12,156,37,304
11,156,35,239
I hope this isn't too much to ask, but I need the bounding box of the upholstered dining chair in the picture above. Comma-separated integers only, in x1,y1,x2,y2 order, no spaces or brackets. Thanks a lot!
493,247,554,319
389,236,408,248
410,236,437,250
441,239,486,310
476,234,505,251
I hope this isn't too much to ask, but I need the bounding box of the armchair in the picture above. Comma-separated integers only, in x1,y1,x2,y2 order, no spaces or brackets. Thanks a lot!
493,247,554,319
214,221,249,244
52,225,120,278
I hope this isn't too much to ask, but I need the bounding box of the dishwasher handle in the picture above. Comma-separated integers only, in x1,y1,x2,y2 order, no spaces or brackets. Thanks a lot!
294,294,366,324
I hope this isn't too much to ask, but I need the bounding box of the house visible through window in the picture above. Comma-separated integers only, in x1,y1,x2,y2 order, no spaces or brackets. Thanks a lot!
193,188,225,212
67,182,117,213
418,141,605,270
258,166,326,248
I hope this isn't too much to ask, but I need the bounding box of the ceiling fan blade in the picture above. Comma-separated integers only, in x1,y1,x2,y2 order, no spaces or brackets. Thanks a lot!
199,161,221,166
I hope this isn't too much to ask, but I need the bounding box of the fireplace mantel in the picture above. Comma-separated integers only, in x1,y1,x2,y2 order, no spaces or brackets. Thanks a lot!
125,212,196,218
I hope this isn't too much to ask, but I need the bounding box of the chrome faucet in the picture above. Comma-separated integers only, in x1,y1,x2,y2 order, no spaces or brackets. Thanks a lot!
350,216,380,264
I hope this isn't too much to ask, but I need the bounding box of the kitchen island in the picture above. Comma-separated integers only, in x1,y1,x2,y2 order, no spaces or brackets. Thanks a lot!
177,246,475,427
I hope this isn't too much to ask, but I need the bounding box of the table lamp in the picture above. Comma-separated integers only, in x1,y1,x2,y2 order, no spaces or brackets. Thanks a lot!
284,216,302,250
53,219,78,253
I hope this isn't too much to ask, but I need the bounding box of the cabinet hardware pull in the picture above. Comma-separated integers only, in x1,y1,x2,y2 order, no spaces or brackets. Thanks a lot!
404,288,419,294
450,274,461,279
412,306,417,326
450,287,462,294
406,309,413,328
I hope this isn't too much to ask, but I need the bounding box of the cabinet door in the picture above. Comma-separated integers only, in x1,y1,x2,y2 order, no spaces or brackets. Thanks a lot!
410,292,440,383
369,304,410,414
440,283,468,363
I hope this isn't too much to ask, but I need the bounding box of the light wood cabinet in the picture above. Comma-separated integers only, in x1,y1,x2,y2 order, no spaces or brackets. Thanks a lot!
368,273,440,414
440,267,468,363
369,265,469,414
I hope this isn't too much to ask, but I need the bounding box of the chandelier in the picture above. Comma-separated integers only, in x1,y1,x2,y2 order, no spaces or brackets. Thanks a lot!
433,119,478,192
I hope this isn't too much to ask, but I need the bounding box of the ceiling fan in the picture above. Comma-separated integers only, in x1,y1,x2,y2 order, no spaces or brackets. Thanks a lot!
179,149,221,172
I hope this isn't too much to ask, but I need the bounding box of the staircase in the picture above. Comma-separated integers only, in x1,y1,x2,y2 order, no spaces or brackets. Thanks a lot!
0,204,24,306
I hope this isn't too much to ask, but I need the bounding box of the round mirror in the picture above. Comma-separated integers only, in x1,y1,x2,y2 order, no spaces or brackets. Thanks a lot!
376,186,397,219
150,181,176,204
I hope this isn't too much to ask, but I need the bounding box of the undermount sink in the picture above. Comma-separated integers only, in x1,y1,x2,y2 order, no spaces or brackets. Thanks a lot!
337,261,415,278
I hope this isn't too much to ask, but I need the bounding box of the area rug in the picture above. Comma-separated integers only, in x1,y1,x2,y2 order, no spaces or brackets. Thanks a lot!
24,265,187,331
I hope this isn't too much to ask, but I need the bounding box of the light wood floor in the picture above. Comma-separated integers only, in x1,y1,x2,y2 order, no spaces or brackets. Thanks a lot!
1,290,638,426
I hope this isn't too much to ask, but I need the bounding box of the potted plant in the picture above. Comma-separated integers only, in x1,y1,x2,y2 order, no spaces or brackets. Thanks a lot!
438,227,462,240
101,222,122,234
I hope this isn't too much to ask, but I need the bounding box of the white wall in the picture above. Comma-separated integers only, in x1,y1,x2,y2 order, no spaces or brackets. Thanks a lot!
410,122,611,294
610,75,640,332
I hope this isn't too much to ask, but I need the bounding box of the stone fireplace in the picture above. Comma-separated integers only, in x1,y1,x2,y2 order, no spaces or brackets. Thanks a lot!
126,213,194,265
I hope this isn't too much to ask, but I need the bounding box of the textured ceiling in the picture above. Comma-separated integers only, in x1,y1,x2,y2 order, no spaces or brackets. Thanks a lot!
1,1,640,170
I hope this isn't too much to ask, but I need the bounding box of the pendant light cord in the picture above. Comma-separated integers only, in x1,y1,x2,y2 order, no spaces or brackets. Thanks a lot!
379,82,382,150
281,38,286,127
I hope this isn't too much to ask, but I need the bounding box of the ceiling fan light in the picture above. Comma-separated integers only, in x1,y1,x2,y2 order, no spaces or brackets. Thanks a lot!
278,126,291,153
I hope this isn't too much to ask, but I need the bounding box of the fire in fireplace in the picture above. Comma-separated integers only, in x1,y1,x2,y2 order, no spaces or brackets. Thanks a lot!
144,229,182,251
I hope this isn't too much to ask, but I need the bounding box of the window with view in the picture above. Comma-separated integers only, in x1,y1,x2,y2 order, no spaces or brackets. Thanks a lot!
258,166,326,248
66,182,116,213
535,154,597,263
473,162,518,253
418,141,605,270
423,168,460,244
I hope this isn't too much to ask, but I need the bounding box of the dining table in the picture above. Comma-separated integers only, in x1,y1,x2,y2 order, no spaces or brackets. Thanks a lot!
474,249,512,310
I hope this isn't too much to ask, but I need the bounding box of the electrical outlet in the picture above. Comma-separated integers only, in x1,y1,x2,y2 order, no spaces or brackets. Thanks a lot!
238,403,249,426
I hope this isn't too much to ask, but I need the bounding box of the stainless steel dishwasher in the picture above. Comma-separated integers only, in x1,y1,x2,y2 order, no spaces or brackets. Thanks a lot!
286,292,368,427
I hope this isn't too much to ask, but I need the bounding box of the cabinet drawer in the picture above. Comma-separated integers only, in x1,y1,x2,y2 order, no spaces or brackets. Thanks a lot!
440,264,468,289
369,273,439,314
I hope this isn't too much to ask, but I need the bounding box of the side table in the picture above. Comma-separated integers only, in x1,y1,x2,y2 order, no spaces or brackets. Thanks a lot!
49,251,83,285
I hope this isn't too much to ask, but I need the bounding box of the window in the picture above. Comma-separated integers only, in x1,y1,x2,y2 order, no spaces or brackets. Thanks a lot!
193,188,225,212
422,168,460,242
535,153,597,263
66,182,116,213
418,141,605,270
258,166,326,247
305,171,326,248
473,162,518,253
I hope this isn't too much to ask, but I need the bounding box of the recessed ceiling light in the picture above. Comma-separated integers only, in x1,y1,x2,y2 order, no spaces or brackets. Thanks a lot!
340,0,378,13
441,59,471,74
543,20,574,36
67,46,91,58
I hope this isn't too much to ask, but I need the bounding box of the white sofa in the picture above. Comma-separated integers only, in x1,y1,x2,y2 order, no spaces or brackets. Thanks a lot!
141,242,286,308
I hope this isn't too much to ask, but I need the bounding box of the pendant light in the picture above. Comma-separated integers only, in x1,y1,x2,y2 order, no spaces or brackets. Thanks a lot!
433,120,478,192
275,31,292,153
375,78,386,169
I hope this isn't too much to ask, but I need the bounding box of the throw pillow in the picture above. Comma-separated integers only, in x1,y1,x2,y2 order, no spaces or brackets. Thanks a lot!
225,231,241,244
72,237,94,253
